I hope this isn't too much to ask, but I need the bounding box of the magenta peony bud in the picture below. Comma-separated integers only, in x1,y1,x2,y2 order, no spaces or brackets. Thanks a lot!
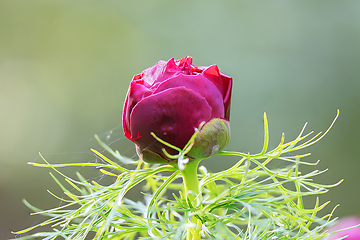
122,56,232,163
327,216,360,240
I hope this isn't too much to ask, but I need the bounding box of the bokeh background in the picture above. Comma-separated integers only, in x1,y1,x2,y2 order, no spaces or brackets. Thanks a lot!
1,0,360,239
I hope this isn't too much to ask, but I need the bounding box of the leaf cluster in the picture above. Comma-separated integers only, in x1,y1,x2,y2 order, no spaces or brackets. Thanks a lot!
12,111,342,239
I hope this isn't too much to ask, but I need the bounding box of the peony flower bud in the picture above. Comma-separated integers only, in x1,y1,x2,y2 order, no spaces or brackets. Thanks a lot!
122,56,232,164
187,118,230,159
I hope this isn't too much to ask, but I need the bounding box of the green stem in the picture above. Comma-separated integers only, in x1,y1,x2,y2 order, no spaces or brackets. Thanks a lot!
180,159,202,240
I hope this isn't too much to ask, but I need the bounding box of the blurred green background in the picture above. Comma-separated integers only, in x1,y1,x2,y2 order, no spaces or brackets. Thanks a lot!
1,0,360,239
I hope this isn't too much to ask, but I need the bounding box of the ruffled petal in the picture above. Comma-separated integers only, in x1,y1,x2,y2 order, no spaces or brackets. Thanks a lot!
141,60,168,86
202,65,224,96
202,65,232,120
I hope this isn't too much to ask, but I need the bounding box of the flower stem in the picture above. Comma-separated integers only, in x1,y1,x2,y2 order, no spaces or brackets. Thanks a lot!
180,159,202,240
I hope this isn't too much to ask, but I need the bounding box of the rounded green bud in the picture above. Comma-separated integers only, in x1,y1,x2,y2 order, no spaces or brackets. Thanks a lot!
187,118,230,159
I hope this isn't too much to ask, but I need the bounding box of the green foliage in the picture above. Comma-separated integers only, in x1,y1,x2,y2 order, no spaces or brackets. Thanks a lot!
13,111,342,239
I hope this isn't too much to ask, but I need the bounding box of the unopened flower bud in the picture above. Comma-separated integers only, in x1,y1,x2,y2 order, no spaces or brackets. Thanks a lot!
187,118,230,159
122,57,232,164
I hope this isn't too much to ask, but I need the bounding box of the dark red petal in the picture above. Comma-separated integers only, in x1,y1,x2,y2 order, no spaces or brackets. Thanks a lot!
165,57,178,72
141,60,167,86
153,74,224,119
130,87,212,157
141,58,182,85
176,56,193,73
202,65,224,96
122,81,152,140
201,65,233,120
122,96,132,140
222,74,232,120
178,56,193,66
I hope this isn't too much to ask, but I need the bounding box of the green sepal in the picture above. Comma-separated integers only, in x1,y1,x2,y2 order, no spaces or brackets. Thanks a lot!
187,118,230,159
136,146,168,164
